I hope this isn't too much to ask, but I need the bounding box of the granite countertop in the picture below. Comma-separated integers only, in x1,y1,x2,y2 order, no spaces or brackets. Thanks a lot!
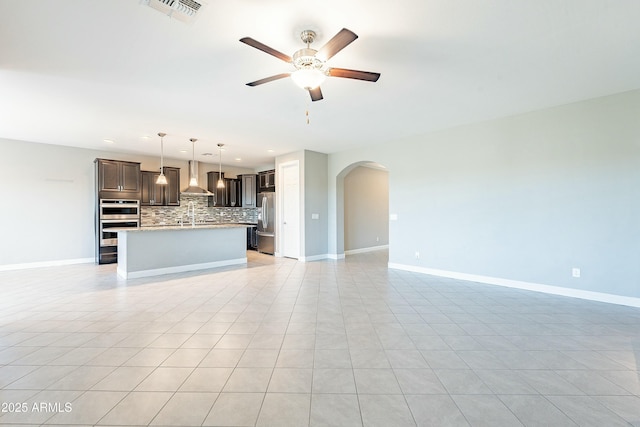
113,223,254,232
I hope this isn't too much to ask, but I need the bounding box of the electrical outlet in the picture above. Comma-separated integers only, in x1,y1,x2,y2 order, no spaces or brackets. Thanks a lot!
376,236,379,242
415,251,420,260
572,268,581,278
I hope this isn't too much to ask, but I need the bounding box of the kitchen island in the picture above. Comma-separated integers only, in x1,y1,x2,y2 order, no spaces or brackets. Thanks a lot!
116,224,249,279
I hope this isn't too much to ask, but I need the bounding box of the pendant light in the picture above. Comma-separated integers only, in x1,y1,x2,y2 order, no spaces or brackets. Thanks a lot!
217,143,225,189
156,132,168,185
189,138,198,187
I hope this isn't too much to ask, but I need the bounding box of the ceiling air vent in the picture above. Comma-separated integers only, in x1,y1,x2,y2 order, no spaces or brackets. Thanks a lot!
142,0,206,23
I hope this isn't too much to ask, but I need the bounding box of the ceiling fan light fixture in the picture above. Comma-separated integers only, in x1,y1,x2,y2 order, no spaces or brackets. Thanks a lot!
291,68,326,90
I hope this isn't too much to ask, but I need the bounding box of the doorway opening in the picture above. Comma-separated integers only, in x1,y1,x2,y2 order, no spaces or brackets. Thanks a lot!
337,161,389,260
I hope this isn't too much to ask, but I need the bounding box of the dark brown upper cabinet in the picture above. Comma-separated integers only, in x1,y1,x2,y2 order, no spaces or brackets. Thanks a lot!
163,167,180,206
240,174,258,208
207,171,226,207
258,169,275,192
96,159,141,199
226,178,242,207
141,167,180,206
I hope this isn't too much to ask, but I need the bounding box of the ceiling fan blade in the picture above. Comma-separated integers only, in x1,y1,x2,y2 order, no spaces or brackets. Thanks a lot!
316,28,358,61
240,37,292,63
309,87,323,102
328,67,381,82
246,73,291,87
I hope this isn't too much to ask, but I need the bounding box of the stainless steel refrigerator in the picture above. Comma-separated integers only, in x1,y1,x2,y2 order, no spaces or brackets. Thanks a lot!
257,192,275,254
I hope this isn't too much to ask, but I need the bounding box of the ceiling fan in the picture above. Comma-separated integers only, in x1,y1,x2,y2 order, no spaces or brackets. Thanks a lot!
240,28,381,102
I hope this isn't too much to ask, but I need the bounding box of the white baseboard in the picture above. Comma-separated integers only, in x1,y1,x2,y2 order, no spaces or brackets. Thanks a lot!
118,258,247,279
269,254,336,262
388,263,640,309
291,253,356,262
345,245,389,255
0,257,94,272
299,254,330,262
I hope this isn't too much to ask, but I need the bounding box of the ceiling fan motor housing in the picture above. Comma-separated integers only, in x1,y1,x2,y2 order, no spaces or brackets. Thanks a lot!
300,30,316,44
293,48,325,71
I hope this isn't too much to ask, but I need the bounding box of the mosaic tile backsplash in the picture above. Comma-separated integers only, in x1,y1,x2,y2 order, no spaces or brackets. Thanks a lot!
141,195,258,226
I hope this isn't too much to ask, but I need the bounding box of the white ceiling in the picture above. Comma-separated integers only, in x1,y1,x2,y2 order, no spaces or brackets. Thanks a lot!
1,1,640,169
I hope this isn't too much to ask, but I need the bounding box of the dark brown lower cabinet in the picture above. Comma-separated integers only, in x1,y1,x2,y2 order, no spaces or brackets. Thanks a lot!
246,225,257,249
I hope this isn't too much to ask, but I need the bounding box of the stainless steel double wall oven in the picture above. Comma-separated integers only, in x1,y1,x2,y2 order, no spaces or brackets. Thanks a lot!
96,199,140,264
95,158,142,264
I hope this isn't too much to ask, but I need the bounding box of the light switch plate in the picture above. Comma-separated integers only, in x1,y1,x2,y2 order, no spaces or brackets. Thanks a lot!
389,214,398,221
311,213,319,220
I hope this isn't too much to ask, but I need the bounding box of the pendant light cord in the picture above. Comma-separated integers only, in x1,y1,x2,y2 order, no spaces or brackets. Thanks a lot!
158,132,166,172
189,138,198,187
217,143,225,189
156,132,168,185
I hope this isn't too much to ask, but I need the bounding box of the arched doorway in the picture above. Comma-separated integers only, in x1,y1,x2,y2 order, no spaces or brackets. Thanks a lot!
335,161,389,259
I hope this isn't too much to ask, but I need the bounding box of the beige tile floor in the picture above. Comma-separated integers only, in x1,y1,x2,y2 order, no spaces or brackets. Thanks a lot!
0,250,639,426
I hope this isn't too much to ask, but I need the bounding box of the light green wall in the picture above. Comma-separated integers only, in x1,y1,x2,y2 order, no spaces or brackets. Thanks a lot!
0,140,96,265
344,166,389,251
328,89,640,299
304,150,328,257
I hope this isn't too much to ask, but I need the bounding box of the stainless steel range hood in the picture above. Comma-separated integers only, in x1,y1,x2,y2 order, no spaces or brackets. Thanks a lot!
181,161,213,196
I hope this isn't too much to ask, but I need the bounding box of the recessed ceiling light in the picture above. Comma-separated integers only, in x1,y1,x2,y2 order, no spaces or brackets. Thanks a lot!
179,150,188,153
267,149,274,153
202,152,213,156
235,158,242,162
103,139,114,144
140,135,151,140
